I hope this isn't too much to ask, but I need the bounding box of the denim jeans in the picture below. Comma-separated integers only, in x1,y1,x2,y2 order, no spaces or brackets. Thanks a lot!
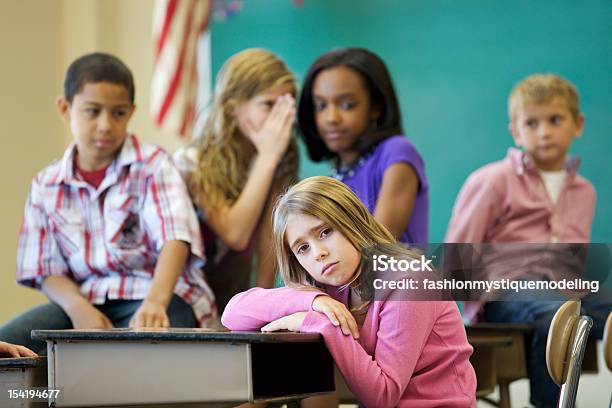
484,289,612,408
0,294,197,354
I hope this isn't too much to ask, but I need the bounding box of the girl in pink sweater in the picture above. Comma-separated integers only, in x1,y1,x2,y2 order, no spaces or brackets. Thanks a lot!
222,176,476,407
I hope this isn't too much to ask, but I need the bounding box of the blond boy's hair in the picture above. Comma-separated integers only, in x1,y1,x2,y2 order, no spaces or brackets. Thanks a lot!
508,74,580,122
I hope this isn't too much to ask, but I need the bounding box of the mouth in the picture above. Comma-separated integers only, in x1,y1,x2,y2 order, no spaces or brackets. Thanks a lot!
537,144,556,151
322,261,339,275
94,139,114,148
321,130,346,141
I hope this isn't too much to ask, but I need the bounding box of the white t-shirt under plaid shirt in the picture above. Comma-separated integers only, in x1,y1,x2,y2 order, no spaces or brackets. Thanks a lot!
16,134,216,326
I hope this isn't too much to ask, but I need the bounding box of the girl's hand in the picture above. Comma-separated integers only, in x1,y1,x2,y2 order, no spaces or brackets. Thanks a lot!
312,296,360,339
261,312,307,333
130,300,170,328
244,94,295,162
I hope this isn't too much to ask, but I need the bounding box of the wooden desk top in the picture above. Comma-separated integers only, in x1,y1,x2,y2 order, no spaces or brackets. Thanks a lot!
468,335,513,348
466,323,533,332
0,356,46,368
31,328,322,343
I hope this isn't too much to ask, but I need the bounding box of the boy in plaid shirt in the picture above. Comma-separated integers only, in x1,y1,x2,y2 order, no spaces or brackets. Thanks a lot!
0,53,215,353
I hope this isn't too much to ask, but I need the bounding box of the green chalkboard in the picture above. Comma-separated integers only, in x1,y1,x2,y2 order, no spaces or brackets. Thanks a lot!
210,0,612,243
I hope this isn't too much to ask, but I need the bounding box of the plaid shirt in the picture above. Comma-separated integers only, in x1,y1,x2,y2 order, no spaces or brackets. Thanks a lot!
17,135,216,326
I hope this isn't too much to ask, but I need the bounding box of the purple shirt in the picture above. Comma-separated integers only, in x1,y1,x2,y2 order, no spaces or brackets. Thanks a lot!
341,135,429,245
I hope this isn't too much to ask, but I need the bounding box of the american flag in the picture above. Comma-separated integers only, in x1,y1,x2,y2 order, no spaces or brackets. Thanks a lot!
151,0,212,138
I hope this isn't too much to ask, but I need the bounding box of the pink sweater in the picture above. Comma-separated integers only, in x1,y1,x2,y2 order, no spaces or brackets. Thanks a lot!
222,286,476,408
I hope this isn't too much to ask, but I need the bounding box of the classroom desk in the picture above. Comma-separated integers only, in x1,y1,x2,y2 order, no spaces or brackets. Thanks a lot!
466,323,533,408
0,356,47,408
31,328,335,407
467,335,512,400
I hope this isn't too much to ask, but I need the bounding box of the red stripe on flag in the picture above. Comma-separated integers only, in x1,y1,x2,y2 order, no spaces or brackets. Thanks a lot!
198,0,213,33
179,103,193,136
155,0,178,62
155,0,197,126
179,51,199,136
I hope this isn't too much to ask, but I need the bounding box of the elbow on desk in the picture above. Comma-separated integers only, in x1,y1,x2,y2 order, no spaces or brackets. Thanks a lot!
220,295,254,330
220,299,239,330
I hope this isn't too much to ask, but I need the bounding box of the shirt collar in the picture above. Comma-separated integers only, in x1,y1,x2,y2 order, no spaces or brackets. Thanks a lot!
54,134,139,185
506,147,581,176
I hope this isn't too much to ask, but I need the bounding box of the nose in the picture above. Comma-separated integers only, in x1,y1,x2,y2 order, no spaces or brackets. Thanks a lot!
312,242,329,262
98,111,112,133
538,121,552,139
322,104,340,124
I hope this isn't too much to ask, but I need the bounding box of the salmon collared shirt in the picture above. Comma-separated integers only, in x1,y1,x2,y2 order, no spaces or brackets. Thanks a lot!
445,147,596,322
16,134,216,326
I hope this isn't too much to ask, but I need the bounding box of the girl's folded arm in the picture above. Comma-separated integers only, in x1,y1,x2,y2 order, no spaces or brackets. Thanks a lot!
300,299,437,408
221,287,328,330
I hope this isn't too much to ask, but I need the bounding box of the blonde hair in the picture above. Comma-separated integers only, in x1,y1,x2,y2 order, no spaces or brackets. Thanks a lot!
191,48,298,209
508,73,580,122
272,176,420,300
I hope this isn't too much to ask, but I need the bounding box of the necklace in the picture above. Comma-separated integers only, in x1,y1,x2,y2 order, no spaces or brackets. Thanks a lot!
331,147,376,182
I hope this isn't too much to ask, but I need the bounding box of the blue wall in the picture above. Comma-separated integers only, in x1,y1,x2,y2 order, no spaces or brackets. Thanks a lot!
210,0,612,242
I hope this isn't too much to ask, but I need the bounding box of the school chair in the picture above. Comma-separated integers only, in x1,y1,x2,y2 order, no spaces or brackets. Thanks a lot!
546,300,593,408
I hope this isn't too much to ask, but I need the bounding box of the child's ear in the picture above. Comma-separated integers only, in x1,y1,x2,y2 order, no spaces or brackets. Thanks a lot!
509,121,522,147
127,104,136,120
573,113,585,139
56,96,71,122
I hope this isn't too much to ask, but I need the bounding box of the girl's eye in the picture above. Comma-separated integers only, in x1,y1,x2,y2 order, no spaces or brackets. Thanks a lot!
526,118,537,129
339,101,356,110
314,101,326,112
320,227,332,238
296,244,309,255
114,110,127,118
262,100,275,110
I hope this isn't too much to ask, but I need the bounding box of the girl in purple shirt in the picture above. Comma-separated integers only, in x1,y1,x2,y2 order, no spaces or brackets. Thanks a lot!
222,177,476,407
298,48,428,245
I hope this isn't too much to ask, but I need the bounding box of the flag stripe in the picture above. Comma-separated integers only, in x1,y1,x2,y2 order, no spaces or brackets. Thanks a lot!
151,0,211,138
155,0,197,126
155,0,178,61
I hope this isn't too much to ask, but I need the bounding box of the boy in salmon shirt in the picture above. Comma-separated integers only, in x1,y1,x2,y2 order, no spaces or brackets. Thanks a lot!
446,74,611,408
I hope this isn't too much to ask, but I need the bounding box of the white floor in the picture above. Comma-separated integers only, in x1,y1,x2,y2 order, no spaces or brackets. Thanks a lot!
477,342,612,407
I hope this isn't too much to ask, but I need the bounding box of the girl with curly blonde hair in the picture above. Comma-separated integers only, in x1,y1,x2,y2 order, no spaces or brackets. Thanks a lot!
174,48,299,312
